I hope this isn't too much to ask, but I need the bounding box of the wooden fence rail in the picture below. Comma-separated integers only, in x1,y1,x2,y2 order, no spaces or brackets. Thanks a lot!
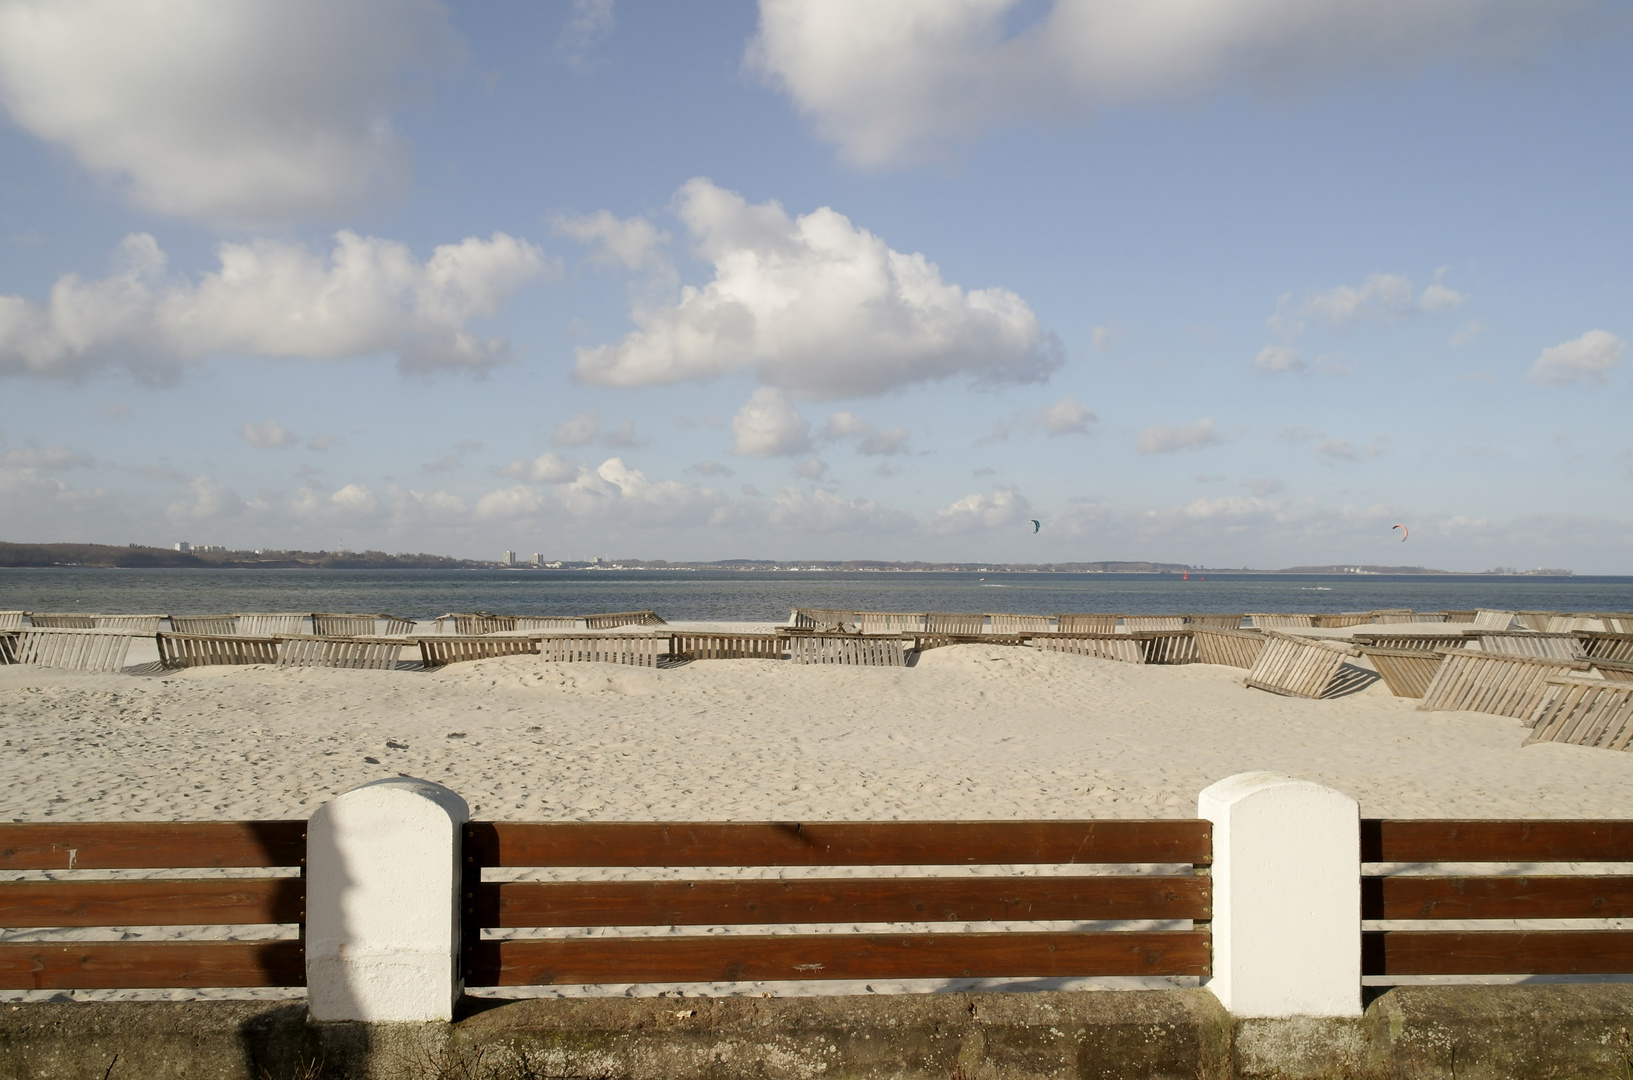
537,635,662,668
275,636,404,671
310,614,419,637
1578,633,1633,662
0,611,25,631
668,633,789,661
583,610,667,629
1192,628,1266,669
1030,632,1145,663
1526,678,1633,752
13,628,139,672
1473,632,1586,660
418,636,539,667
157,633,279,668
788,635,907,667
460,819,1212,988
1244,632,1355,699
168,615,240,636
0,821,307,990
1054,614,1119,634
1140,631,1197,665
1357,647,1443,698
1417,651,1592,720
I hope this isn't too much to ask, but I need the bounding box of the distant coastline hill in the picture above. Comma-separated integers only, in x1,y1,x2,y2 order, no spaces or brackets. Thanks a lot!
0,541,487,570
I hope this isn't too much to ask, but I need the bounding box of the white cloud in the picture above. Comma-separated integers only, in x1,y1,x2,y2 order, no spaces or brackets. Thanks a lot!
793,457,828,479
0,231,549,380
685,460,734,477
552,412,602,446
497,452,581,484
0,0,459,225
552,210,671,273
1253,345,1305,374
1268,272,1468,341
241,420,298,448
168,476,245,522
0,443,93,471
601,420,643,448
980,394,1097,442
1136,418,1223,454
930,489,1033,534
1527,329,1624,386
731,387,812,458
1451,320,1486,348
748,0,1584,166
766,486,914,533
820,410,911,455
557,0,615,69
1315,438,1386,464
573,178,1059,398
1277,424,1322,443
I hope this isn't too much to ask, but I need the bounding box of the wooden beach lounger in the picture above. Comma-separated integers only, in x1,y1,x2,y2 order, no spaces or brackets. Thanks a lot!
1244,631,1357,699
157,633,279,668
986,613,1053,634
14,628,139,673
418,636,539,667
537,634,662,667
788,634,907,667
668,633,789,661
1053,614,1119,634
1031,633,1145,664
1526,677,1633,752
1417,650,1593,720
168,615,239,636
276,636,404,671
1356,647,1444,698
1191,628,1266,669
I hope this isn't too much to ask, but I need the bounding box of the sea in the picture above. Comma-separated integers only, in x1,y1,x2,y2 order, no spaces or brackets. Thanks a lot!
2,568,1632,622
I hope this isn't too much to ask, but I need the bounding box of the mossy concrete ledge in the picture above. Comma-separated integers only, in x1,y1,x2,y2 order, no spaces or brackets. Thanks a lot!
0,985,1629,1079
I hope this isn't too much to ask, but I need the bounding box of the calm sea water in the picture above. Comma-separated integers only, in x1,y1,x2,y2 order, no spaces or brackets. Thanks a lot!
3,568,1632,622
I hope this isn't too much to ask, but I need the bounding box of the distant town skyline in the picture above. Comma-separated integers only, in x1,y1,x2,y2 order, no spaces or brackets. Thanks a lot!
1,2,1629,570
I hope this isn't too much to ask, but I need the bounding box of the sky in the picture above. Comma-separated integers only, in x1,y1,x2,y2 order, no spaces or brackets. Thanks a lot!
1,0,1630,571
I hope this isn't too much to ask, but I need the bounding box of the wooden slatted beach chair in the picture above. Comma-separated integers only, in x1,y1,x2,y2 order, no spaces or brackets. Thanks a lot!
1417,650,1592,720
1184,614,1246,629
1311,613,1374,628
234,614,307,636
583,610,667,629
1244,631,1356,699
1544,614,1607,633
14,628,139,673
668,633,789,661
27,613,95,629
1515,611,1558,632
168,615,239,636
1138,630,1196,664
1191,628,1266,669
1599,615,1633,633
1473,632,1586,660
0,631,15,665
0,611,27,631
92,615,164,633
1525,677,1633,751
788,635,906,667
1356,647,1444,698
381,616,418,636
1472,609,1517,630
516,616,583,632
1031,633,1145,664
855,612,924,633
156,633,279,668
986,613,1052,634
418,636,540,667
435,613,517,635
1351,631,1470,652
1122,615,1186,631
1590,658,1633,683
276,636,403,671
923,612,986,635
310,614,383,636
537,634,662,667
1577,632,1633,661
1054,614,1119,633
1246,614,1315,628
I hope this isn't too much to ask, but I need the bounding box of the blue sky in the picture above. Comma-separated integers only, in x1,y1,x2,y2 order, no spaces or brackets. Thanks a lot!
1,0,1630,569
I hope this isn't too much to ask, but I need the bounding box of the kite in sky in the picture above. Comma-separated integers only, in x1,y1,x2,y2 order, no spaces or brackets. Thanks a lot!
1030,519,1041,533
1393,523,1409,542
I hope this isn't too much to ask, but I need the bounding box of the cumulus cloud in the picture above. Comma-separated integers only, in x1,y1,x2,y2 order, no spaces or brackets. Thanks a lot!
241,420,298,448
793,458,828,479
930,489,1033,534
1253,345,1305,374
1266,271,1468,343
1136,418,1223,454
552,412,602,446
556,0,615,69
168,476,245,522
821,411,911,455
980,394,1097,442
685,460,734,477
1527,329,1624,386
496,452,580,484
748,0,1586,166
553,210,670,274
0,0,459,225
731,387,812,458
573,178,1060,397
766,486,914,533
0,230,549,381
0,443,93,471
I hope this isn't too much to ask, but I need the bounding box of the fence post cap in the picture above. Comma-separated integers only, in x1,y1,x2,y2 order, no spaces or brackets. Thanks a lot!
1198,771,1349,811
323,776,470,821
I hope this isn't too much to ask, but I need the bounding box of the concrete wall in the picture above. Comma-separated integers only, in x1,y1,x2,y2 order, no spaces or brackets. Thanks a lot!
1,986,1629,1080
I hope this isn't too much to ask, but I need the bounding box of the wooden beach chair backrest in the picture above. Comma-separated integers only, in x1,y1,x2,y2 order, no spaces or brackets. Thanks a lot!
1122,615,1185,631
668,633,788,661
1472,609,1517,630
27,613,95,628
1417,650,1592,720
458,818,1213,990
1191,628,1266,669
0,611,24,631
1031,632,1145,664
923,612,986,635
537,634,661,668
1246,614,1315,628
418,636,540,667
1244,631,1356,699
1474,632,1586,660
1525,677,1633,752
986,613,1053,634
92,615,164,633
157,633,279,668
13,628,138,673
1356,647,1444,698
1054,614,1119,634
788,634,907,667
168,615,239,636
275,636,403,671
583,610,667,629
234,614,307,636
309,614,382,637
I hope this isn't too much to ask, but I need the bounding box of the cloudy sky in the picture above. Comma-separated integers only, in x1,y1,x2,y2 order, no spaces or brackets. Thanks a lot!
1,0,1629,569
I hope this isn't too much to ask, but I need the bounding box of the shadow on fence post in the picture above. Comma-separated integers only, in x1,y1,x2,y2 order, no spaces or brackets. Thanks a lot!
1199,771,1361,1018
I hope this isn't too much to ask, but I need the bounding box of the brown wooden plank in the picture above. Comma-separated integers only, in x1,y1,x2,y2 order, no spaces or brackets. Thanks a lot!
1362,930,1633,976
1360,820,1633,863
0,878,304,927
0,822,307,870
0,941,306,989
474,875,1209,928
464,821,1212,869
466,930,1211,986
1362,875,1633,920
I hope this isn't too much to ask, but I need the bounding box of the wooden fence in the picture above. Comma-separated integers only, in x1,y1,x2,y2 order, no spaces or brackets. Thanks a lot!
583,610,667,629
93,615,165,633
1474,632,1586,660
1123,616,1186,631
788,635,907,667
1472,610,1517,630
1311,614,1375,628
13,628,138,673
1245,632,1355,699
0,611,24,631
1361,819,1633,979
1526,679,1633,752
310,614,418,636
460,819,1213,988
26,613,95,628
1579,633,1633,662
923,613,986,635
1055,614,1119,634
169,615,240,636
1139,631,1197,665
0,632,14,665
854,612,921,633
1246,614,1315,629
1192,628,1266,669
419,636,540,667
986,614,1053,634
276,636,404,671
1184,614,1247,629
537,635,662,668
669,633,789,661
0,821,306,990
1418,651,1592,720
1351,632,1470,652
1357,647,1443,699
1031,633,1145,664
157,633,280,668
790,608,859,632
435,614,517,635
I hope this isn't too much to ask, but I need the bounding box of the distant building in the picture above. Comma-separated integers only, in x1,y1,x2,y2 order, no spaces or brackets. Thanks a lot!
588,556,602,566
174,541,190,552
531,553,545,565
502,550,517,566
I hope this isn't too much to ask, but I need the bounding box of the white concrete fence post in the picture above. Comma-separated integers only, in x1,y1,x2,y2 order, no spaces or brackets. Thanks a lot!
306,777,469,1022
1198,771,1361,1018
